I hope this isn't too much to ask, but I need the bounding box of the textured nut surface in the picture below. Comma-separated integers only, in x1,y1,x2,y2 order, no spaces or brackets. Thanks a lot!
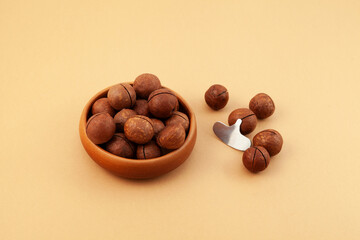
151,118,165,136
148,88,179,118
249,93,275,119
113,109,137,132
253,129,283,156
86,113,116,144
124,115,154,144
204,84,229,110
165,111,189,131
108,83,136,110
156,124,185,150
242,146,270,173
228,108,257,135
133,73,161,99
91,97,116,117
136,140,162,159
133,99,150,117
105,133,135,158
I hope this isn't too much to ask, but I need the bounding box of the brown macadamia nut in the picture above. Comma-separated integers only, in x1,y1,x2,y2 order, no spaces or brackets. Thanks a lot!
124,115,154,144
113,109,137,132
108,83,136,110
205,84,229,110
151,118,165,136
253,129,283,156
105,133,136,158
86,113,116,144
91,98,116,117
133,99,150,117
242,146,270,173
165,111,189,131
249,93,275,119
136,141,162,159
157,124,185,150
228,108,257,135
133,73,161,99
148,89,179,118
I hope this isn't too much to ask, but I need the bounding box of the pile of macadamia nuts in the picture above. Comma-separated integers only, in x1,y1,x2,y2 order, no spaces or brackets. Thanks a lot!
205,85,283,173
86,73,190,159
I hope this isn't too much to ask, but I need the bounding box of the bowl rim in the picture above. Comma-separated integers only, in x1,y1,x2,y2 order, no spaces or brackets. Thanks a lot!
79,83,197,165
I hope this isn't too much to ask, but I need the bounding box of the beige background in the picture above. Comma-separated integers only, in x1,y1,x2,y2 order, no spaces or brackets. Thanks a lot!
1,0,360,239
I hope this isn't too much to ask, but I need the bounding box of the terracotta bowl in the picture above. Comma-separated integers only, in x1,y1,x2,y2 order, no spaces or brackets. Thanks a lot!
79,84,197,179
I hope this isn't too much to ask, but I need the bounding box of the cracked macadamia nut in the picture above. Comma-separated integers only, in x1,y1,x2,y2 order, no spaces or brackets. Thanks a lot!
249,93,275,119
151,118,165,136
148,89,179,118
165,111,189,131
124,115,154,144
133,99,150,117
228,108,257,135
86,113,116,144
114,109,137,132
91,98,116,117
133,73,161,99
108,83,136,110
105,133,136,158
205,84,229,110
136,141,162,159
156,124,185,150
253,129,283,156
242,146,270,173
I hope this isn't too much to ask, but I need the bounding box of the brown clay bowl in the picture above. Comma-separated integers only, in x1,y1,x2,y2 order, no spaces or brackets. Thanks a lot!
79,84,197,179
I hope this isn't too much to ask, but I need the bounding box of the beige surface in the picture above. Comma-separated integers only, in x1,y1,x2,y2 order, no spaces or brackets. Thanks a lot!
1,0,360,239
